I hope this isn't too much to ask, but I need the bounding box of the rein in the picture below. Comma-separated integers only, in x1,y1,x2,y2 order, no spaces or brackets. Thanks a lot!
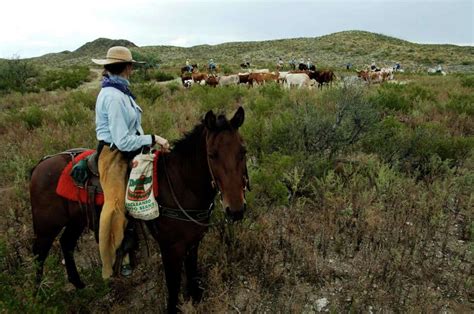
160,133,249,227
162,153,221,227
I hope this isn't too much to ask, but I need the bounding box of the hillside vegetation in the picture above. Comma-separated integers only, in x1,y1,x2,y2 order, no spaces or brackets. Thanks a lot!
12,30,474,72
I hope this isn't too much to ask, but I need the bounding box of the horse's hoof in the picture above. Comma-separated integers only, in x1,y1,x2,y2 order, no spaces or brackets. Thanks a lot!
71,279,86,289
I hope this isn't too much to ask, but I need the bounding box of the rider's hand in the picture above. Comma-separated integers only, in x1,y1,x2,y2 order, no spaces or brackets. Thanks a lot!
155,135,170,152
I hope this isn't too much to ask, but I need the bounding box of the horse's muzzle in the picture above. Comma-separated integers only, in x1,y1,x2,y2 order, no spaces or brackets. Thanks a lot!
225,203,246,222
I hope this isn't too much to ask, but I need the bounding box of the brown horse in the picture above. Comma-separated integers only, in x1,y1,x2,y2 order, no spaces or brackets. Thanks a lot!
30,107,248,313
181,63,198,74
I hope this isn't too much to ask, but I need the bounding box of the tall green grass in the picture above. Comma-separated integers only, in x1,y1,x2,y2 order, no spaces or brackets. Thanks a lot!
0,74,472,312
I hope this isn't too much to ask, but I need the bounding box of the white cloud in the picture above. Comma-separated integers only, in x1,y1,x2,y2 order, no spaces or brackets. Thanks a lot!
0,0,472,58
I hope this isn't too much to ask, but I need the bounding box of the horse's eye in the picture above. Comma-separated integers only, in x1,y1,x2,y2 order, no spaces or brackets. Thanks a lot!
208,152,218,160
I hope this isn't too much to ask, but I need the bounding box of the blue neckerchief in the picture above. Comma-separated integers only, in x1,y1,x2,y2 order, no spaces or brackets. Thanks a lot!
102,74,136,100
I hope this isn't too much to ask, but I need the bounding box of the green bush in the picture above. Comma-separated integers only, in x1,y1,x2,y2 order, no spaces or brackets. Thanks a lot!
248,152,294,206
153,71,175,82
460,75,474,88
363,118,473,176
19,105,45,130
69,90,97,111
166,81,181,94
361,116,408,164
134,83,164,103
0,58,38,94
445,93,474,115
220,64,234,75
38,66,90,91
407,84,436,102
370,84,411,112
259,82,285,100
57,101,92,126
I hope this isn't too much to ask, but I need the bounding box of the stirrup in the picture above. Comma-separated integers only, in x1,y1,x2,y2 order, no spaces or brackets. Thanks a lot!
121,264,132,277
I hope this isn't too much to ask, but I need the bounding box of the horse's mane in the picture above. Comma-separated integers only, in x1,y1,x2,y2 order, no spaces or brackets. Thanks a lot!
172,114,233,155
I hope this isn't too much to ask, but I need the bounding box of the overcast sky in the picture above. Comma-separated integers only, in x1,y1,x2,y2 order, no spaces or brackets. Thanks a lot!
1,0,472,58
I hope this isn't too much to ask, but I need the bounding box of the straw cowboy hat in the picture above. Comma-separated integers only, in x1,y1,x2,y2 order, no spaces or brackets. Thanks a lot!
92,46,143,65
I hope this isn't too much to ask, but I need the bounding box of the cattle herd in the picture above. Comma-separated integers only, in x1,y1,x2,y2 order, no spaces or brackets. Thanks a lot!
180,68,338,89
179,61,401,89
356,68,395,84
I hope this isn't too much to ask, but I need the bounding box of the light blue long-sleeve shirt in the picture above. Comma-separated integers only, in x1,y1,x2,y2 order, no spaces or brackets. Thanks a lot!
95,75,152,152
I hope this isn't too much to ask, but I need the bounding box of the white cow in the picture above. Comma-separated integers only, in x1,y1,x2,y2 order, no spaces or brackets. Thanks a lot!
284,73,314,89
380,68,394,80
219,74,240,86
278,71,289,83
183,79,193,88
251,69,270,73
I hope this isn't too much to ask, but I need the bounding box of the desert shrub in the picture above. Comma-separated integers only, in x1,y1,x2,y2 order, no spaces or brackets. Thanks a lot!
69,90,97,111
444,93,474,115
406,84,436,102
370,84,411,112
57,101,93,126
18,105,45,130
248,152,294,207
362,116,409,164
134,83,164,103
191,85,246,112
166,81,181,94
217,64,230,75
153,71,175,82
259,82,285,100
460,75,474,88
37,66,90,91
0,58,38,94
363,119,473,176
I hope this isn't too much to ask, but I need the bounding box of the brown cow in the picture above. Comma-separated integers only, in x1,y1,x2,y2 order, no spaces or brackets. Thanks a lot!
248,72,279,86
238,73,250,85
205,75,219,87
357,70,370,82
313,70,336,89
192,72,208,84
357,70,388,84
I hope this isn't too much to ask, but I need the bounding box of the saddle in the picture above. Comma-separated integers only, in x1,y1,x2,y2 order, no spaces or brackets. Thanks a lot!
70,150,103,193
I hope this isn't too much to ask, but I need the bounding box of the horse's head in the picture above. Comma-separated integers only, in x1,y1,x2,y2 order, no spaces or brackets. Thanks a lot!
204,107,248,222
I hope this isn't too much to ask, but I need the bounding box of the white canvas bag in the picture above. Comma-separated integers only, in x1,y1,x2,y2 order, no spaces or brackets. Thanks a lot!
125,152,160,220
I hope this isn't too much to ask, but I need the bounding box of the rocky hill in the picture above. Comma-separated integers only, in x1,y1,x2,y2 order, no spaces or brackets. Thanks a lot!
27,31,474,71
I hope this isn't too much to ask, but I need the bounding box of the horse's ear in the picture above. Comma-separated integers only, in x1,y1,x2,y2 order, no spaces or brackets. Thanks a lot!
204,110,216,130
230,106,245,129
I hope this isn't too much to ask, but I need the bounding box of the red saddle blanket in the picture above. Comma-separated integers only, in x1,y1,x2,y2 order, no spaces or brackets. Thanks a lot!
56,150,160,205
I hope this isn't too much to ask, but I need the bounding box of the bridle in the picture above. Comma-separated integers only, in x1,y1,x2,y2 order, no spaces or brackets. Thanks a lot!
161,134,249,227
205,133,250,200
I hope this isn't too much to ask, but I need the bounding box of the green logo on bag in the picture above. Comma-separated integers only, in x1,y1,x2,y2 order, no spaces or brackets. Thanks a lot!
129,175,152,187
127,175,153,201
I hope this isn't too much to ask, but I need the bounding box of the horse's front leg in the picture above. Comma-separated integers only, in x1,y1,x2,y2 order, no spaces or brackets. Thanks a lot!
185,244,204,303
161,243,186,314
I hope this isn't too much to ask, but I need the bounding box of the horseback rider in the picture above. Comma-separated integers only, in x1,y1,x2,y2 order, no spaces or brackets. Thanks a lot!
436,64,443,73
185,59,193,72
92,46,170,279
371,60,378,71
289,57,296,70
208,58,216,72
277,57,284,70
